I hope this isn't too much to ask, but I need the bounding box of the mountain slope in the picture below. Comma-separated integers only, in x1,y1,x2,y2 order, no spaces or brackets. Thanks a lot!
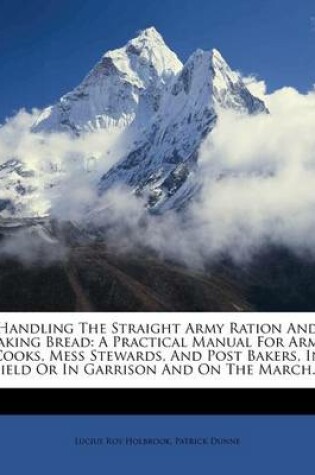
0,242,251,311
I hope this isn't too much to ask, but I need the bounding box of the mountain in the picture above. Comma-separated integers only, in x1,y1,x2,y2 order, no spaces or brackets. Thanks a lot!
33,27,182,134
1,27,267,217
2,232,315,312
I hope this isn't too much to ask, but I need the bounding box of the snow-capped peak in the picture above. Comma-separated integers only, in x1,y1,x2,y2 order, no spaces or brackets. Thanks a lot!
33,27,182,134
102,27,182,88
210,48,225,60
128,26,166,48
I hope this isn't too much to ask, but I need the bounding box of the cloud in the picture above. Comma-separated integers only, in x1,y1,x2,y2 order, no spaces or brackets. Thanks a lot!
186,86,315,262
0,109,127,171
242,75,267,100
0,109,132,218
0,226,67,266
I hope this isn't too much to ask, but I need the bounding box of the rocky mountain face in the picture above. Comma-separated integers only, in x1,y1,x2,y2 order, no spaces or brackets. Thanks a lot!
0,238,252,312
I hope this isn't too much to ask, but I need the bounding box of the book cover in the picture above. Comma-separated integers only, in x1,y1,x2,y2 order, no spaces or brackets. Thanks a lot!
0,0,315,473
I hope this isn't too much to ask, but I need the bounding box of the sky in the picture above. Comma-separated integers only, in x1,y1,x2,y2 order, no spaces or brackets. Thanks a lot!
1,0,315,121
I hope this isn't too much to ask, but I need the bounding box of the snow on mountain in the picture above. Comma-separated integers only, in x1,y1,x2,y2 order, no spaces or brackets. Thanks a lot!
0,159,50,217
1,27,267,218
33,27,182,134
99,46,267,211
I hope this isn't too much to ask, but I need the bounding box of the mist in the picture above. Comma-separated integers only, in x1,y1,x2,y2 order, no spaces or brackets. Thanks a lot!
0,109,129,172
0,227,67,266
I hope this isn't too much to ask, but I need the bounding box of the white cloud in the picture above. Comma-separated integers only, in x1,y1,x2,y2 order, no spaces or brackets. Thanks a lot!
242,75,267,100
0,109,132,218
189,86,315,261
0,227,67,265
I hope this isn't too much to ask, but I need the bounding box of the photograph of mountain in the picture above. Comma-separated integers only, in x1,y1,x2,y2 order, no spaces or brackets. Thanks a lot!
1,0,315,311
